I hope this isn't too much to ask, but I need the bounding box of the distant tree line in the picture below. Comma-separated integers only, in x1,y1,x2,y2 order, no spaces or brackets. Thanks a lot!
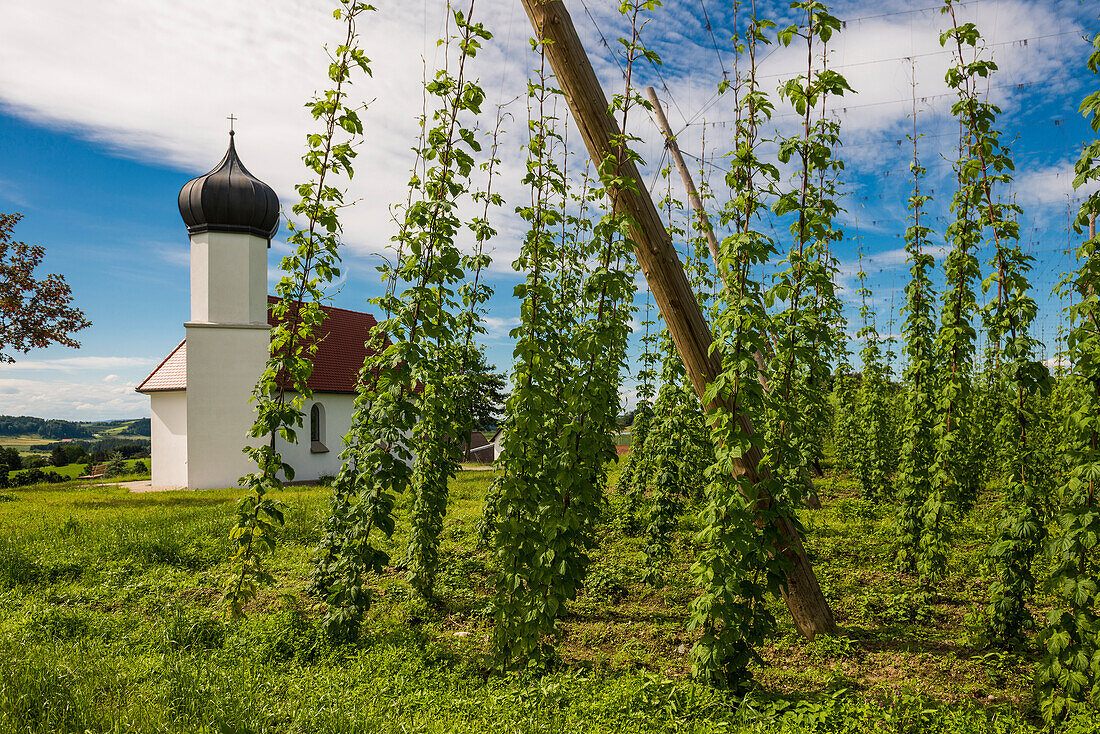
0,438,150,487
117,418,151,437
0,415,93,439
32,437,149,460
1,466,69,488
51,443,89,467
0,447,66,488
0,447,22,474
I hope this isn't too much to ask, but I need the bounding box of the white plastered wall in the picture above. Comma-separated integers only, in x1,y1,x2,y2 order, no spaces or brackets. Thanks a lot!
190,231,268,324
149,390,187,488
183,227,270,491
275,393,355,482
184,322,269,490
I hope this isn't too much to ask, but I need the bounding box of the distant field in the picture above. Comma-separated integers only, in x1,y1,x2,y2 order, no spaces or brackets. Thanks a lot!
4,462,148,490
0,417,148,455
95,422,137,436
0,435,47,447
0,433,99,452
1,422,149,456
0,435,49,455
81,418,150,437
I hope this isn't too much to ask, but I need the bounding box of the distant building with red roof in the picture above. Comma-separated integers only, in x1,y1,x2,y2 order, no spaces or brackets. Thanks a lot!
136,133,378,489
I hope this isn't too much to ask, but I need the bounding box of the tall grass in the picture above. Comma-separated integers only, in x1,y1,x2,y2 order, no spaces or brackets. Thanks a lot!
0,480,1097,732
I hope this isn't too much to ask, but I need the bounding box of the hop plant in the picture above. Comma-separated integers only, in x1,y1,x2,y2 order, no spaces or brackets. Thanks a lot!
853,250,895,502
894,145,938,572
228,0,375,620
1036,21,1100,721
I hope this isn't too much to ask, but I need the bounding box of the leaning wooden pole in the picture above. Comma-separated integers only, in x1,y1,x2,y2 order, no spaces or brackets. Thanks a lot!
521,0,836,639
645,86,775,381
644,86,722,265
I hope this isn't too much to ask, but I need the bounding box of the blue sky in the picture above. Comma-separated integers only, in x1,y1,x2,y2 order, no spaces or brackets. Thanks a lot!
0,0,1096,420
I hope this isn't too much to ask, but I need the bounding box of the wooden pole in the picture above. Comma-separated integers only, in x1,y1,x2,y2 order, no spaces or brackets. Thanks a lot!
646,89,826,499
520,0,836,639
644,86,722,265
644,86,775,385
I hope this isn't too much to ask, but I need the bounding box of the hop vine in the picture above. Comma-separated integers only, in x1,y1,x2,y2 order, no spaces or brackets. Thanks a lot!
895,132,938,572
226,0,375,619
309,1,494,633
1037,21,1100,721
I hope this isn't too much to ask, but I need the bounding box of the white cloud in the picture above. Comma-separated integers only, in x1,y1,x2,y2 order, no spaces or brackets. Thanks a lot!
838,246,908,279
837,244,950,277
0,0,542,271
0,356,154,372
157,244,190,268
0,377,148,420
0,177,31,208
2,0,1084,275
0,356,156,420
0,0,1091,393
482,316,520,341
1012,158,1085,208
833,244,948,309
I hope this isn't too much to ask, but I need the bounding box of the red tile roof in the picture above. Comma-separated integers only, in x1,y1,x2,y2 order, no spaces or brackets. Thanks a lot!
136,340,187,392
269,297,379,394
136,299,380,395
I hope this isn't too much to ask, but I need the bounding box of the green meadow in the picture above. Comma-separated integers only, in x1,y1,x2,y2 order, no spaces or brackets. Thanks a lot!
0,464,1095,733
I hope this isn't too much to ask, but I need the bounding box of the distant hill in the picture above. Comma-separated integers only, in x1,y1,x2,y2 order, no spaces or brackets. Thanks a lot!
117,418,151,437
0,415,93,440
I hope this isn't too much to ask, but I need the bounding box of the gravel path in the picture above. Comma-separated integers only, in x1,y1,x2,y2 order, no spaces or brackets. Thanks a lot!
116,480,186,493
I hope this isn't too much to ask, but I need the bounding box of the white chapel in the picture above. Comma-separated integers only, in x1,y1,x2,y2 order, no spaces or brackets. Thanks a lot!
136,132,377,490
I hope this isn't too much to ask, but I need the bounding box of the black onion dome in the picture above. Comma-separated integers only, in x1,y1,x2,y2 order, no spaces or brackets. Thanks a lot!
178,132,279,240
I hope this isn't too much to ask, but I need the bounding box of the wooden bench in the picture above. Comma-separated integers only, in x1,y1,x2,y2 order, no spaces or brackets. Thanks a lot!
77,463,107,480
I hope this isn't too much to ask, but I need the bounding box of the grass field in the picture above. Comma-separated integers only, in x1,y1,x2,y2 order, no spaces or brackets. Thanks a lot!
6,458,149,483
0,463,1096,733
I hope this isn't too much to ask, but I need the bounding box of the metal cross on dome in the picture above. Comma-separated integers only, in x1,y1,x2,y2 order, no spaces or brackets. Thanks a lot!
227,114,237,135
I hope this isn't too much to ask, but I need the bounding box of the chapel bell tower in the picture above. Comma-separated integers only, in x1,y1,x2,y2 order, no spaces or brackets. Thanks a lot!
176,129,279,489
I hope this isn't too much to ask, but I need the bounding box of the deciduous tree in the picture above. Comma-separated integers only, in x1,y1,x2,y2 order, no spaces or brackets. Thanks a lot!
0,213,91,363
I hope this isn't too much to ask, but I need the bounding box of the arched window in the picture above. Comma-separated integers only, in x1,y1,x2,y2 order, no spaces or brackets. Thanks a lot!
310,402,328,453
